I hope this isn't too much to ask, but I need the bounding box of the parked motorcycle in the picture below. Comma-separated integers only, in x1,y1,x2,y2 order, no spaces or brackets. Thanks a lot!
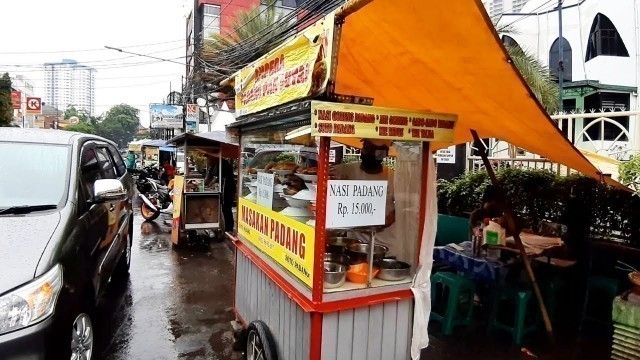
138,179,173,221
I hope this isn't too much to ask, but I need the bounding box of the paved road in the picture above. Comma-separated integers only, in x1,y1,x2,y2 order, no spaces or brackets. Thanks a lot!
97,203,242,360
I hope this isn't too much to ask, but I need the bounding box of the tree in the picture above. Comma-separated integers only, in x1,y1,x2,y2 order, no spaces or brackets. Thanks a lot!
64,122,95,134
620,155,640,195
496,24,560,113
63,105,88,123
200,2,286,86
97,104,140,147
62,104,140,147
0,73,14,127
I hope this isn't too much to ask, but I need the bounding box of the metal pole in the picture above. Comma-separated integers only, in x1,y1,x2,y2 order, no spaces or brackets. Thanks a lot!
558,0,564,112
471,129,555,342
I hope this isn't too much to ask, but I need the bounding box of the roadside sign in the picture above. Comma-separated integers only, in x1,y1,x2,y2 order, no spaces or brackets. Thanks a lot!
11,91,21,109
26,97,42,115
436,145,456,164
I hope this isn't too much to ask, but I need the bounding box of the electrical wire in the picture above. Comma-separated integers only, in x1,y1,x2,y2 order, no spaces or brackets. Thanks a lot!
0,38,187,55
500,0,558,29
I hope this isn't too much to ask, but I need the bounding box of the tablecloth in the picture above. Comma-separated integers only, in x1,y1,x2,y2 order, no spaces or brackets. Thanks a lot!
433,241,508,284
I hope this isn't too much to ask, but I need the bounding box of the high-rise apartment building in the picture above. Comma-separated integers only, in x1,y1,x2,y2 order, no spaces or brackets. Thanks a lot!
44,59,96,116
482,0,530,18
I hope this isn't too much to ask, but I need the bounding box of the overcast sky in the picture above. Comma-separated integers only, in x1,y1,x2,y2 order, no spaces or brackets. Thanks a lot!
1,0,190,126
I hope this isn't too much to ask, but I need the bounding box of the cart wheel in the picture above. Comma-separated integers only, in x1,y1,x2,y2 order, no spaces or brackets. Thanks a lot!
245,320,278,360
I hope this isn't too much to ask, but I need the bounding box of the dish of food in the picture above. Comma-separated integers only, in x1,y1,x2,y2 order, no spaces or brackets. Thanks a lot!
292,189,315,201
281,194,311,208
297,174,318,182
279,207,314,217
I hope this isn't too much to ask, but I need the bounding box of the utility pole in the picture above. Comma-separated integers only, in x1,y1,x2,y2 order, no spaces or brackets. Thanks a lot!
558,0,564,112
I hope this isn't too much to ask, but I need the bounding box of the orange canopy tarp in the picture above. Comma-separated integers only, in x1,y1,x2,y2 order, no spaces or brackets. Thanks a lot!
334,0,623,188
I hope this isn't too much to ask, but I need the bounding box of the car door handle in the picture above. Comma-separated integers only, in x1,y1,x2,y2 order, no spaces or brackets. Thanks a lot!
109,204,115,212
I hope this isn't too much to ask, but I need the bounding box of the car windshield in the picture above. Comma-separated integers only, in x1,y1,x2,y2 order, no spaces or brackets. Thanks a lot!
0,142,70,208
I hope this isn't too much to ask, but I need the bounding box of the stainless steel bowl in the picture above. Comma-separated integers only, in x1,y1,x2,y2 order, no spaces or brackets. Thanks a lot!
324,261,348,289
324,253,351,266
326,237,361,254
345,243,389,264
375,259,411,281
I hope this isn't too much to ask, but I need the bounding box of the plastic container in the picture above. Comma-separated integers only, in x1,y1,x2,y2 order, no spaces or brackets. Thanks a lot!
483,221,505,246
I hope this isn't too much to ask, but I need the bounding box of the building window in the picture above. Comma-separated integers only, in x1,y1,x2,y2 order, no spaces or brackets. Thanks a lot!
549,37,572,82
583,92,630,141
501,35,522,51
586,13,629,61
203,4,221,39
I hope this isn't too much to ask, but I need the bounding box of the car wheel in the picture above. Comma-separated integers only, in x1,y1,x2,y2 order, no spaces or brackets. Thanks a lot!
140,202,160,221
244,321,278,360
70,312,94,360
114,230,132,278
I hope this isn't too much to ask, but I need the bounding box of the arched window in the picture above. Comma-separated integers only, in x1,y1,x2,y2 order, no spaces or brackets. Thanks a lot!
502,35,522,51
586,13,629,61
549,37,572,81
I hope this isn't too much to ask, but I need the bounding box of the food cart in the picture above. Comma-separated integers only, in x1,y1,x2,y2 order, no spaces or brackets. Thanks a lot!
222,0,625,359
166,132,239,246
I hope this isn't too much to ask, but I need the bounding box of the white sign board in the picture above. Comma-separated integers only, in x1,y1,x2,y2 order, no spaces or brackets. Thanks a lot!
436,145,456,164
326,180,387,229
329,149,336,163
256,172,275,209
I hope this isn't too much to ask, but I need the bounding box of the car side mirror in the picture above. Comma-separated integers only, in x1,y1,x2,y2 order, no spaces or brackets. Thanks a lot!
93,179,127,203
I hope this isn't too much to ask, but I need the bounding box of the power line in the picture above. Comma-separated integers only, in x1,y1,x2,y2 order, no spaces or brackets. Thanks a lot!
0,38,186,55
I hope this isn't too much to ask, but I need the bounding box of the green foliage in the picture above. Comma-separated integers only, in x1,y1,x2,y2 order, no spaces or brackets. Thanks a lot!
204,0,282,61
0,73,14,127
505,45,560,114
438,169,640,247
62,104,140,147
274,152,296,163
619,155,640,195
64,122,95,134
63,105,88,123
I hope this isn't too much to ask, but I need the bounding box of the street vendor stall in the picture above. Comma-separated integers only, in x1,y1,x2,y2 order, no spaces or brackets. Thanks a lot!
166,131,239,246
141,139,175,168
222,0,628,359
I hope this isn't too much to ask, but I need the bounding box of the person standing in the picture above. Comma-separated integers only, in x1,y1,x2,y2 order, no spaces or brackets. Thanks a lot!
205,156,237,233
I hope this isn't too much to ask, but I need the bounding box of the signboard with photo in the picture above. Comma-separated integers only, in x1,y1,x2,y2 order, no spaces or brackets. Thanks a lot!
149,104,184,129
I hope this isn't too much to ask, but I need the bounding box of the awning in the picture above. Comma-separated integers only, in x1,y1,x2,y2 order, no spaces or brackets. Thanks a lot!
166,131,239,158
142,139,168,147
581,149,622,182
334,0,624,188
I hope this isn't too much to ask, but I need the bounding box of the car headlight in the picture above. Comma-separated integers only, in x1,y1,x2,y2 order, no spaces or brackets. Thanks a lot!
0,265,63,335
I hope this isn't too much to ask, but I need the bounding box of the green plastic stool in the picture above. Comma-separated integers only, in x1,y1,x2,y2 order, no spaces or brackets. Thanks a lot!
489,286,538,345
430,272,476,335
543,277,566,325
580,276,620,329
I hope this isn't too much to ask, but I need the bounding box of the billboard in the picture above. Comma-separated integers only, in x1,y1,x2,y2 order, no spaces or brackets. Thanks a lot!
185,104,198,133
11,91,21,109
149,104,183,129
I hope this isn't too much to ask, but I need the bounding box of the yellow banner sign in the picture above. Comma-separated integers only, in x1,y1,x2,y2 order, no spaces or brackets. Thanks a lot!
237,198,315,287
171,176,184,245
235,14,334,116
128,144,142,152
311,101,457,142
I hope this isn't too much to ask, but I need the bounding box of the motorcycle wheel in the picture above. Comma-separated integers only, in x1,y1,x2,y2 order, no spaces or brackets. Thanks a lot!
141,202,160,221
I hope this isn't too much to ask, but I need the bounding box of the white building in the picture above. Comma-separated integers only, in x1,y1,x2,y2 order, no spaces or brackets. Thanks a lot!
44,59,96,116
494,0,640,160
482,0,531,18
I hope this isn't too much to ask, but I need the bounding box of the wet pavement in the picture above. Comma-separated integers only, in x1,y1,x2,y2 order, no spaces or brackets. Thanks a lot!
96,201,242,360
